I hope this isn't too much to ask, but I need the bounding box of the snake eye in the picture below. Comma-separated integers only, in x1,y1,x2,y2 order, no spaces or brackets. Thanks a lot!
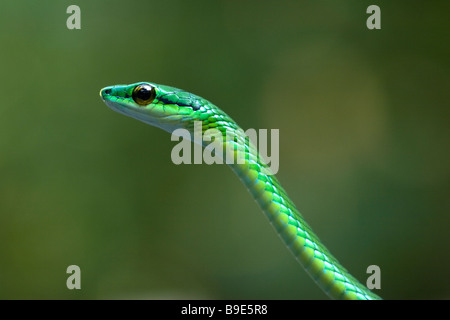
132,84,156,106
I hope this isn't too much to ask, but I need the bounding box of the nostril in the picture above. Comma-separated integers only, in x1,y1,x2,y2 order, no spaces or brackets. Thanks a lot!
103,89,112,95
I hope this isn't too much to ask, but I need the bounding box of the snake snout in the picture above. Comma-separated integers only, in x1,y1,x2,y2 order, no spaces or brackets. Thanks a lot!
100,87,113,100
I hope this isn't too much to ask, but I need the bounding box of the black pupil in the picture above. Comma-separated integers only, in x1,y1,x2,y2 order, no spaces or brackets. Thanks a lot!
137,87,152,101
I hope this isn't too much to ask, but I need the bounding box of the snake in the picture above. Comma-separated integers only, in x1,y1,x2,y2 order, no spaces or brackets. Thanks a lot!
100,82,381,300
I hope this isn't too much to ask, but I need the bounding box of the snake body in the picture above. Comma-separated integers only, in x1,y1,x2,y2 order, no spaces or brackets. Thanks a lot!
100,82,381,300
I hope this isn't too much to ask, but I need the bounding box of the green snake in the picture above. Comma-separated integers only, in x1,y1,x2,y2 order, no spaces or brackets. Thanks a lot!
100,82,381,300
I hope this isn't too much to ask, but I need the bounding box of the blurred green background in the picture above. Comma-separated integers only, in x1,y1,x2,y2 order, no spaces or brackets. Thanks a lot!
0,0,449,299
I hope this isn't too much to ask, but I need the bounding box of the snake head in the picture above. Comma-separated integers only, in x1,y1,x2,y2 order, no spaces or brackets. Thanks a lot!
100,82,209,133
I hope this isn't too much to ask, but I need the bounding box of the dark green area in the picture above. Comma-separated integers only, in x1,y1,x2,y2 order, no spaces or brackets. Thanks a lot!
0,0,448,299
